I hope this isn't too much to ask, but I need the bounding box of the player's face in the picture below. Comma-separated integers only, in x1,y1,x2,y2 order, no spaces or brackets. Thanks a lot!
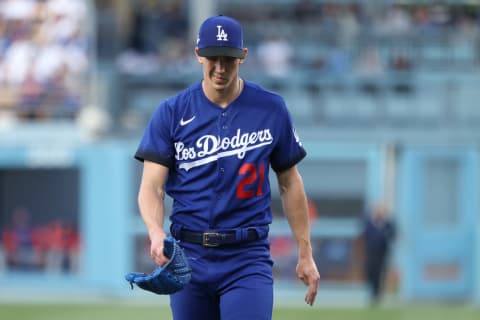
195,48,247,91
206,56,238,86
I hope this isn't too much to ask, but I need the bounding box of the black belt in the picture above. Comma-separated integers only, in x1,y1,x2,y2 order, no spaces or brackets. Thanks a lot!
179,229,259,247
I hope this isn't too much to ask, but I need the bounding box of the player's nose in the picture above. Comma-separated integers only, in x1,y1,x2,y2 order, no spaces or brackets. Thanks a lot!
214,58,227,71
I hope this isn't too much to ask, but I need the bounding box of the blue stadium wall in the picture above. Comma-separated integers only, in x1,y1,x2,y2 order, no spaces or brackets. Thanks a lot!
0,138,479,305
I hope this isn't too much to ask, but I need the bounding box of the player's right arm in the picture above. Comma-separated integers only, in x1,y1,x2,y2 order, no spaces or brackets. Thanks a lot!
138,160,170,266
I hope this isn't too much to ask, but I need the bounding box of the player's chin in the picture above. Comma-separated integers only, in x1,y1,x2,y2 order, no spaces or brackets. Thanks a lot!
211,80,230,91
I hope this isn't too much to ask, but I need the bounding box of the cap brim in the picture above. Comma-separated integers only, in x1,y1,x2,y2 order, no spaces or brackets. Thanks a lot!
198,47,245,59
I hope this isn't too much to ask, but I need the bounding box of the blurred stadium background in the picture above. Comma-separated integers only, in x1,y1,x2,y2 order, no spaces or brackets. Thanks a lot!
1,0,480,316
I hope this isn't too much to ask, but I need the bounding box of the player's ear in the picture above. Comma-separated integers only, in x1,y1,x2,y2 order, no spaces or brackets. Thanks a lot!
239,48,248,64
194,48,203,64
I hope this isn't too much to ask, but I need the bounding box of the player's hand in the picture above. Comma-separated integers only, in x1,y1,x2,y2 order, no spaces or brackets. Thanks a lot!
149,232,169,266
296,255,320,306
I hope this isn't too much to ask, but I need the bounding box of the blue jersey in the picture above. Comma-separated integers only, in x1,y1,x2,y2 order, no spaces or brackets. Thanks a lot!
135,80,306,231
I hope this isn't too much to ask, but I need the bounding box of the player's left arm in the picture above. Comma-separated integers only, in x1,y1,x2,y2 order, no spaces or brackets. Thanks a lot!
276,165,320,306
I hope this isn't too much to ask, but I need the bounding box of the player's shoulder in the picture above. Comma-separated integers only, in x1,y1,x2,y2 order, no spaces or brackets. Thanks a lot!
155,82,201,113
243,80,289,115
244,80,285,104
164,82,201,106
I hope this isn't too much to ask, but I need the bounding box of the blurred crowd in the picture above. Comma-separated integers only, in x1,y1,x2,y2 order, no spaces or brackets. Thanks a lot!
103,0,192,75
225,1,480,77
0,206,80,273
0,0,89,120
1,0,479,122
110,1,480,78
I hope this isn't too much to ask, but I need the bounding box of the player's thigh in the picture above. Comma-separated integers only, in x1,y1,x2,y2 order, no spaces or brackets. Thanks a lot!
170,282,220,320
220,273,273,320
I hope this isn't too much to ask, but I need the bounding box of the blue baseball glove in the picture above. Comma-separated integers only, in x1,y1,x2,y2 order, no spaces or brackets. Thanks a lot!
125,236,191,295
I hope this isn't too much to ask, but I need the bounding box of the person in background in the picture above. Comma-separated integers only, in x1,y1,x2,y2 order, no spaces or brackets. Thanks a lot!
362,203,396,305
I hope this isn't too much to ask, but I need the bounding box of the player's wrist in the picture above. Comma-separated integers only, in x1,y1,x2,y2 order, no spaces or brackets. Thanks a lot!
148,227,167,241
296,238,313,257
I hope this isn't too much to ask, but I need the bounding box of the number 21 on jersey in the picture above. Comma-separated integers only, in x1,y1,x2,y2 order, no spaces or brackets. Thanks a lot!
236,161,265,199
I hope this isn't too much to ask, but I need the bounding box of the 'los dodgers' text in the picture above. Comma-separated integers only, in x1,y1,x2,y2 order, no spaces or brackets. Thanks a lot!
175,128,273,171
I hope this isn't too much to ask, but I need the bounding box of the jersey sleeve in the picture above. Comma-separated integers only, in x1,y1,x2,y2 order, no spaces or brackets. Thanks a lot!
134,101,175,169
270,99,307,173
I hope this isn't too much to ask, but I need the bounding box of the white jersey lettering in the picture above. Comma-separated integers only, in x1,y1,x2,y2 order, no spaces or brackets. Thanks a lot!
175,128,273,171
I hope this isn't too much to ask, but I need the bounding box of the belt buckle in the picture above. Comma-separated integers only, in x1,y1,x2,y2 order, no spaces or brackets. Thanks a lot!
203,232,221,247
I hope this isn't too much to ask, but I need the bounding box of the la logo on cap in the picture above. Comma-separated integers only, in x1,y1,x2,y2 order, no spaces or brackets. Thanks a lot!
216,25,228,41
197,15,245,59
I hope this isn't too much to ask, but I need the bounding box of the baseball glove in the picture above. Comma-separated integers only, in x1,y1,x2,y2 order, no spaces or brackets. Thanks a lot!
125,236,191,295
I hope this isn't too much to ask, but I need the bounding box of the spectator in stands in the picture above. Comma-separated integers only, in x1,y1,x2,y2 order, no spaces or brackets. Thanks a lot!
337,4,360,50
354,45,385,95
389,49,414,94
256,33,293,79
1,20,35,87
390,50,413,72
18,62,46,119
412,5,445,37
42,63,80,118
325,44,352,75
377,5,412,37
355,45,385,77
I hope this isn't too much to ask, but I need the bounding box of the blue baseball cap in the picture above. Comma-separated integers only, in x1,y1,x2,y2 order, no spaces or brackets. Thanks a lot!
197,15,245,59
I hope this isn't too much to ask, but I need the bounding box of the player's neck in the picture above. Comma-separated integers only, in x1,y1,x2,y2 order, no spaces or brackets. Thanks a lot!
203,78,243,108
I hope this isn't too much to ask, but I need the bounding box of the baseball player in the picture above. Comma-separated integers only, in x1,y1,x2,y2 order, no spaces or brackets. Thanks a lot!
135,15,320,320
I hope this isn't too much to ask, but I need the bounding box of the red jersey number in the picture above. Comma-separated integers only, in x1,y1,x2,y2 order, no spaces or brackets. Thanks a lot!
236,162,265,199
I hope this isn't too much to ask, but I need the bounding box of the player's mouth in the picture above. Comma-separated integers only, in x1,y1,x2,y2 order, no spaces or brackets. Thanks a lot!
212,74,228,84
